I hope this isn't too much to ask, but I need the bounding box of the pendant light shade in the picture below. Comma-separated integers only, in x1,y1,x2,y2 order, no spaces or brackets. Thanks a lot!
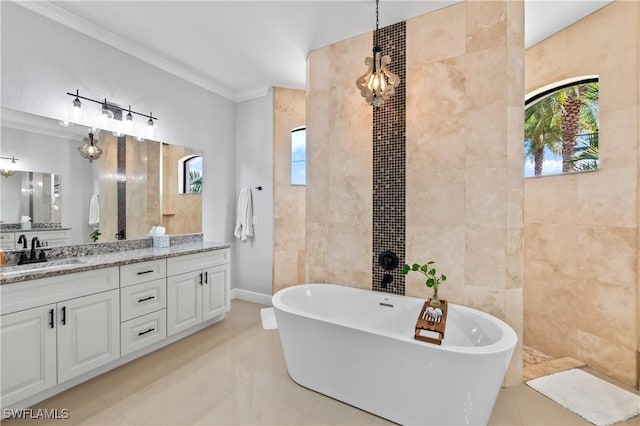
355,0,400,107
78,132,103,163
0,156,18,178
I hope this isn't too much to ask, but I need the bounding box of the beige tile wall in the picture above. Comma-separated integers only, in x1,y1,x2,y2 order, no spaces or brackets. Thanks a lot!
405,0,524,386
97,132,118,242
126,138,162,240
273,87,306,293
306,32,373,286
161,144,202,236
306,1,524,385
97,135,164,242
524,1,639,387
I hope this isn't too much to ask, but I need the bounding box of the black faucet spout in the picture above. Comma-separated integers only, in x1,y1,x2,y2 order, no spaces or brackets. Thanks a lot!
31,236,40,250
17,234,27,249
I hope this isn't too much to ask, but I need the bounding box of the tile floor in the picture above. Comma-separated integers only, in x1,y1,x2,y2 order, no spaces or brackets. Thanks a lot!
522,346,586,382
3,300,639,426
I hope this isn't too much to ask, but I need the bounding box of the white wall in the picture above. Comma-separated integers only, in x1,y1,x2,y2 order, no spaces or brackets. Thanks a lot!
1,127,93,244
1,2,236,244
234,92,273,294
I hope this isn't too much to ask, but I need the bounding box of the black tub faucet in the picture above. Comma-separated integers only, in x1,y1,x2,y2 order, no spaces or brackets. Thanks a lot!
378,251,399,289
17,234,27,249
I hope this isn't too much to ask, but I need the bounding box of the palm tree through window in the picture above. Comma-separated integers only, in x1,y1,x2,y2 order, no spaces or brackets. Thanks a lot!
524,78,599,177
180,155,202,193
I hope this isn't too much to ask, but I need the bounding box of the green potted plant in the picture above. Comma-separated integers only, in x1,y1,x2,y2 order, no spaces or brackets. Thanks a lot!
90,229,101,243
401,261,447,307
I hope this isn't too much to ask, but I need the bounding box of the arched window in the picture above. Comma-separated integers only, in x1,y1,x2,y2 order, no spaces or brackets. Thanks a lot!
178,155,202,194
524,77,599,177
291,126,306,185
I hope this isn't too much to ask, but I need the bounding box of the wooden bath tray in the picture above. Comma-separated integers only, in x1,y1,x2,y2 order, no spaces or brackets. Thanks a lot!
414,299,448,345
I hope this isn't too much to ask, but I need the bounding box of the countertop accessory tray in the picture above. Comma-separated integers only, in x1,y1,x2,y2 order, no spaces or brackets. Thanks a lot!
414,299,448,345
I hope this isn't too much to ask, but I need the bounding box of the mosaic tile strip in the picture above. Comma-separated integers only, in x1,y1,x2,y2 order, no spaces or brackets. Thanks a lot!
372,21,406,295
117,136,127,240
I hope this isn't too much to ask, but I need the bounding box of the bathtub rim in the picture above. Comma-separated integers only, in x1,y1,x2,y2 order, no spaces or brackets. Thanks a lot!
272,283,517,355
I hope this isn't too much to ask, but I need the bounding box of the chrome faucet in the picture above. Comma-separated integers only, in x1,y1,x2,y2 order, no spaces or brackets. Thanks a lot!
17,234,27,249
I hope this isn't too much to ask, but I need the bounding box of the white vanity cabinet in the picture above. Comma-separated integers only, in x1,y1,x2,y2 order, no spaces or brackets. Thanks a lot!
166,249,230,336
1,246,230,410
56,289,120,382
0,267,120,407
119,260,168,356
1,304,57,406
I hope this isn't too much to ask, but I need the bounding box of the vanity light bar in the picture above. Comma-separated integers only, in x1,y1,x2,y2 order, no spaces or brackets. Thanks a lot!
66,90,158,123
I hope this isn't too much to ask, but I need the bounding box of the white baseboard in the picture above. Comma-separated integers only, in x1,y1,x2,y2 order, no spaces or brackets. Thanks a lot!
230,288,272,305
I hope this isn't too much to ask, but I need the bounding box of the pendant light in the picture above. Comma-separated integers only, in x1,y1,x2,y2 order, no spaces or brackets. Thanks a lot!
0,156,18,178
355,0,400,107
78,131,103,163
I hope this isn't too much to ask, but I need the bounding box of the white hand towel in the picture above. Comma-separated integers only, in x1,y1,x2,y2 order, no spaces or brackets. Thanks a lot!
234,188,254,241
88,194,100,226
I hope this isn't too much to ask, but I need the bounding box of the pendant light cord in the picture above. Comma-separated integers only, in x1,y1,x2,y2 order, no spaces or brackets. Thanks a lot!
373,0,380,51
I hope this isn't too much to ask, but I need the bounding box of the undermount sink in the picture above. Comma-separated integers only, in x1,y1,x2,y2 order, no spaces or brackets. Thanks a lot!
2,259,84,276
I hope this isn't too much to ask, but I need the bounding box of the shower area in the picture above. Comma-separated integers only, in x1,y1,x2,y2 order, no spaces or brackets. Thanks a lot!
522,0,639,389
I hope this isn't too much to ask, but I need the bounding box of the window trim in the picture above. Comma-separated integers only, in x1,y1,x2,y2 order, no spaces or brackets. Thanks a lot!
525,76,598,107
290,126,306,186
179,155,202,194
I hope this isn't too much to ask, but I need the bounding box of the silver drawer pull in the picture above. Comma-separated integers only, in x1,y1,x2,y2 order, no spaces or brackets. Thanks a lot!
137,296,155,303
138,328,155,336
136,269,155,275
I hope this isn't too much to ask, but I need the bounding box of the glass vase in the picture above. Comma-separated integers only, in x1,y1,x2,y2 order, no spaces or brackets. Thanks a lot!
429,284,441,307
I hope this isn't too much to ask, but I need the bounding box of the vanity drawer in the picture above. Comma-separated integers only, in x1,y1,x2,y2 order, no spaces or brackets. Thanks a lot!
120,259,167,287
1,267,119,315
120,279,166,322
167,249,230,277
120,310,166,357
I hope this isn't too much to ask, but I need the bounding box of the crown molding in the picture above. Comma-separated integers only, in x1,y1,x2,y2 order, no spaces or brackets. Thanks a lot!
15,1,239,102
235,86,273,103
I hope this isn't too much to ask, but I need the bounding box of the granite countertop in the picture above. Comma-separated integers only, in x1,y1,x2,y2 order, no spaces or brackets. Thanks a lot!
0,241,231,285
1,228,72,234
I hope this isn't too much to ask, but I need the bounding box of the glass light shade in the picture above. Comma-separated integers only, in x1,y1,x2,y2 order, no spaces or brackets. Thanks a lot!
146,117,156,138
124,111,134,133
78,133,103,162
0,169,16,178
72,98,82,121
356,50,400,107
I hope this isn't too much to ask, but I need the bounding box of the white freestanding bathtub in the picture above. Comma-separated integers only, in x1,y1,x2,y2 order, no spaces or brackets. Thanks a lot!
272,284,517,425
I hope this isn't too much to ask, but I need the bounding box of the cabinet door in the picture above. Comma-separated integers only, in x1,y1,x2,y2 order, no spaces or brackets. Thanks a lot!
1,304,57,407
202,264,230,321
57,290,120,383
167,271,202,336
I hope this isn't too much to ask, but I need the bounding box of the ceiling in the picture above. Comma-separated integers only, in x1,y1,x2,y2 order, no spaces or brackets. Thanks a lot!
18,1,613,102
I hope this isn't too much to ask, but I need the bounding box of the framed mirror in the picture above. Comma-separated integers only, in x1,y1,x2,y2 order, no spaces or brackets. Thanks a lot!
0,108,203,246
0,171,61,224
